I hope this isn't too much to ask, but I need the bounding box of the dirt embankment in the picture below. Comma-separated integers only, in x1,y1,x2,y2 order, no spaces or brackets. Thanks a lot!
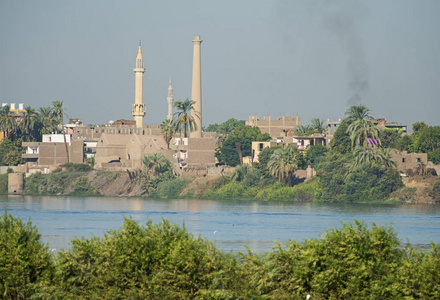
400,176,438,204
86,170,145,197
179,175,222,197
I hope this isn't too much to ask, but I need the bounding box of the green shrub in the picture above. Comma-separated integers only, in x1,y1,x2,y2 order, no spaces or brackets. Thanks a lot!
70,176,95,195
53,218,239,298
24,172,46,194
0,173,8,194
241,220,403,299
1,215,440,298
149,178,190,198
428,178,440,203
204,181,248,199
59,163,92,172
0,211,54,299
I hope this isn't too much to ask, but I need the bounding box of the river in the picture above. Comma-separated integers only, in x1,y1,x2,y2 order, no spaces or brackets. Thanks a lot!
2,195,440,253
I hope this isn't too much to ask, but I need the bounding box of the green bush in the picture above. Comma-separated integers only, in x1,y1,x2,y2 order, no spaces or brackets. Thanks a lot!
0,211,54,299
70,176,95,195
0,173,8,194
59,163,92,172
204,181,248,199
151,178,190,198
24,172,46,194
1,214,440,298
241,220,403,299
52,218,239,298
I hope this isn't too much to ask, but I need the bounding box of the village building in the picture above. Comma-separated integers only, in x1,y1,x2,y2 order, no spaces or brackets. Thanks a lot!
390,149,440,176
22,133,84,174
246,116,301,138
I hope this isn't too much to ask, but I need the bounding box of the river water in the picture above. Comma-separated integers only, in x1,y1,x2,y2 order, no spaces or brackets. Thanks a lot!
2,195,440,253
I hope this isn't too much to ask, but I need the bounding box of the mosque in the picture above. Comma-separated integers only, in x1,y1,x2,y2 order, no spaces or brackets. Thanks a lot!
22,36,218,177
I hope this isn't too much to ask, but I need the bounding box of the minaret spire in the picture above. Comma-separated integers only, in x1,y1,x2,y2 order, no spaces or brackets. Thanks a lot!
132,43,146,128
190,35,202,138
167,75,174,120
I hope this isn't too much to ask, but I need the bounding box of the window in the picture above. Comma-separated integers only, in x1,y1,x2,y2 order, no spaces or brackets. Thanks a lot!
402,158,406,163
416,158,421,163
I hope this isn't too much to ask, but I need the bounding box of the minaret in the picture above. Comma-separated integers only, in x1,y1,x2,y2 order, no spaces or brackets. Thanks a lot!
190,35,202,138
167,76,174,120
132,42,146,128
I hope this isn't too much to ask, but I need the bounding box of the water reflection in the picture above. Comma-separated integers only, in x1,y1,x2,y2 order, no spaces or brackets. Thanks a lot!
1,195,440,253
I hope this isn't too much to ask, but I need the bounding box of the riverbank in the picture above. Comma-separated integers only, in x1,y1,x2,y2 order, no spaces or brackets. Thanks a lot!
5,168,439,204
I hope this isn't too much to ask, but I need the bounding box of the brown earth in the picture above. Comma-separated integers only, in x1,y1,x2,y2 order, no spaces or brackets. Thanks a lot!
87,170,145,197
179,175,222,197
399,175,438,204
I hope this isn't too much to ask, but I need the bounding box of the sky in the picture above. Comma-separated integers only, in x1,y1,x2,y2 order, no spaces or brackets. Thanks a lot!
1,0,439,129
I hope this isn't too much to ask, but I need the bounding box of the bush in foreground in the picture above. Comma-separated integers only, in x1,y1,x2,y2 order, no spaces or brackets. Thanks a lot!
0,212,53,299
1,211,440,299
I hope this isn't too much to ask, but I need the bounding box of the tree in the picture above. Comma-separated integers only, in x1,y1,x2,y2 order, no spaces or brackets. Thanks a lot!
205,118,245,134
344,104,373,123
344,164,403,202
36,107,56,138
0,105,16,138
205,118,245,147
347,119,380,149
160,119,175,149
0,139,22,166
378,128,402,149
52,101,69,163
309,118,326,132
216,126,271,166
344,105,380,149
306,144,329,167
268,145,303,186
295,125,312,134
142,153,172,177
0,211,53,299
329,123,352,154
350,146,396,171
20,106,38,142
173,99,200,138
256,145,282,176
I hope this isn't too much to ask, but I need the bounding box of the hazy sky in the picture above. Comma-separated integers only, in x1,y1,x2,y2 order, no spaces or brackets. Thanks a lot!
1,0,439,129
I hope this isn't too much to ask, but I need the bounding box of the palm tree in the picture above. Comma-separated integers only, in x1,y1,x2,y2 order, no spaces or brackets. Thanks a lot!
173,99,200,138
347,119,380,149
142,153,171,177
268,145,301,186
0,105,16,139
160,119,175,149
295,125,312,135
36,107,57,137
52,101,69,163
344,104,373,123
20,106,37,142
349,146,396,171
310,118,326,132
344,105,380,149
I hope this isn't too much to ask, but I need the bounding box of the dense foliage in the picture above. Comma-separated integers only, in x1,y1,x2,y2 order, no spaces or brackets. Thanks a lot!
0,212,53,299
2,212,440,299
216,126,271,166
204,118,245,134
24,166,97,195
0,139,23,166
